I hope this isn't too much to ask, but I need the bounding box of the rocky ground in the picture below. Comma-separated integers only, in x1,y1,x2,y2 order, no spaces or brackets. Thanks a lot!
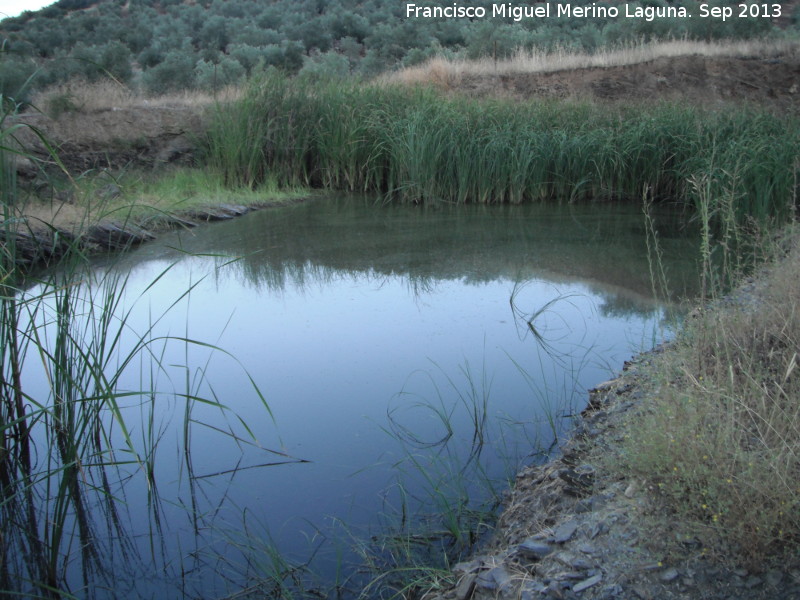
424,343,800,600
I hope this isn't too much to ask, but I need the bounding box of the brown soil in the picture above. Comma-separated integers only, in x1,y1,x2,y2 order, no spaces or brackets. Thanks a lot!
454,54,800,111
11,104,207,172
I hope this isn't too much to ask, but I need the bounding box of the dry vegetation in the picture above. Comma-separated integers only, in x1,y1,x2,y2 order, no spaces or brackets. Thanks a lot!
386,38,800,89
31,78,242,115
621,226,800,568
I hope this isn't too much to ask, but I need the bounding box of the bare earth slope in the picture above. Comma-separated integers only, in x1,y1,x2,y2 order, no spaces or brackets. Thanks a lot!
465,54,800,109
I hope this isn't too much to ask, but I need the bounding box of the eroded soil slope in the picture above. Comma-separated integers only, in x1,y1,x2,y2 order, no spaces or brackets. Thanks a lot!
454,53,800,110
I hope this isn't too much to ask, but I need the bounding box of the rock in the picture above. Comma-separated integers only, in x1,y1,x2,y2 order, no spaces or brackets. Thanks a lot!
187,204,251,222
97,183,122,200
154,136,195,165
597,584,623,599
589,521,608,539
660,568,680,582
546,580,567,598
491,566,513,591
559,468,594,497
573,574,603,593
521,581,548,598
577,543,597,555
453,559,482,575
624,481,638,498
554,519,579,543
83,222,156,250
475,571,495,591
766,570,783,586
55,188,75,204
519,539,554,560
555,552,576,566
12,155,37,178
454,572,477,600
555,571,586,581
571,557,594,571
745,576,762,589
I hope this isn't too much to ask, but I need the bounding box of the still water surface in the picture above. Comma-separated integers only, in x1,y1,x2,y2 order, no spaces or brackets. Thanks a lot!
32,197,700,597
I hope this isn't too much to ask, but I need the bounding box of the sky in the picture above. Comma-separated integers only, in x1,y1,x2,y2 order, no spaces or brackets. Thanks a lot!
0,0,55,19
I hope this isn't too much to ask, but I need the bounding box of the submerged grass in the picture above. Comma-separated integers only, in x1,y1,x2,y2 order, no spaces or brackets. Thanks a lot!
206,73,799,223
362,354,579,599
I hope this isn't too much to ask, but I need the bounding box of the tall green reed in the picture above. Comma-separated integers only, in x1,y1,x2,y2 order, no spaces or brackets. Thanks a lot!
205,74,799,224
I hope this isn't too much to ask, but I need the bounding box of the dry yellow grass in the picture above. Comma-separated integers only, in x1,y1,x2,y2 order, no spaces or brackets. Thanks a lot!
32,78,242,114
621,225,800,568
385,38,800,89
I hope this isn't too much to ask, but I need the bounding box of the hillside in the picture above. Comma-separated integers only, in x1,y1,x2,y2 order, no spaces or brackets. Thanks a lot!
9,40,800,185
396,42,800,111
1,0,796,102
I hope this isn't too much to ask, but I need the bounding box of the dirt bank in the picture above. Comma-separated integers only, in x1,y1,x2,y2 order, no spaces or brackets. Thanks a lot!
10,104,206,172
454,53,800,111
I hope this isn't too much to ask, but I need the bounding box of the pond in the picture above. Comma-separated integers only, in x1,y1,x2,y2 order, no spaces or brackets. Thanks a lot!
11,196,700,598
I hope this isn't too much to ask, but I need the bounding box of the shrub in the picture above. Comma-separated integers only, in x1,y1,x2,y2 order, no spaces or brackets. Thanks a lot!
194,56,245,91
621,225,800,568
142,50,196,94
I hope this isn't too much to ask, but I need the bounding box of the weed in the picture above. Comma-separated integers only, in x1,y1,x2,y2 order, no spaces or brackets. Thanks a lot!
620,214,800,568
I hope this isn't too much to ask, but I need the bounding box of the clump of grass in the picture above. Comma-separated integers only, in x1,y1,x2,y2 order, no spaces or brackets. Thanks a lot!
620,224,800,568
358,362,527,598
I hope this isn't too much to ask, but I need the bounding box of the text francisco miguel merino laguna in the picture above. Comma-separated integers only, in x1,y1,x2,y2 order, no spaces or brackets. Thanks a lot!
405,2,749,22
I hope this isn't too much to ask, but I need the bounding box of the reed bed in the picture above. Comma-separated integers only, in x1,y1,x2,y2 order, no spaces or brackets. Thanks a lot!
206,73,799,223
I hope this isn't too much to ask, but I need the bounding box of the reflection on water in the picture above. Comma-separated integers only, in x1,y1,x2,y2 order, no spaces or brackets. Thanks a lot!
29,196,699,597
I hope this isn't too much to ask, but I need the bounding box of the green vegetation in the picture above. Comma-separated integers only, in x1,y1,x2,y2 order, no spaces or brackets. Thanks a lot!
0,0,793,100
0,100,297,598
362,362,519,599
206,73,799,222
69,167,306,228
619,213,800,569
3,0,800,588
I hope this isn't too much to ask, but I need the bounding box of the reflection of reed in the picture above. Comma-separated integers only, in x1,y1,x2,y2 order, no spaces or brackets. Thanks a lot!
129,198,700,311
